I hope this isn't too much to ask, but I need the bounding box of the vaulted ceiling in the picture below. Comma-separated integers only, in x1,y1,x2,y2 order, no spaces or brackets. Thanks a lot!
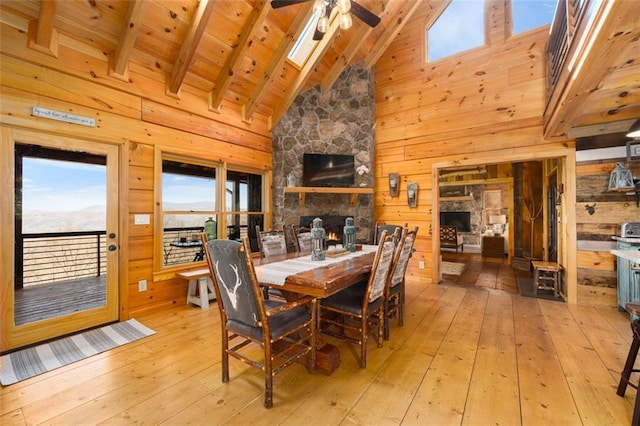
0,0,417,128
0,0,637,136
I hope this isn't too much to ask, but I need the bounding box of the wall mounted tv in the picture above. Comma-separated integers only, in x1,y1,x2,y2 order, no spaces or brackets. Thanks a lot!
440,211,471,232
303,153,355,187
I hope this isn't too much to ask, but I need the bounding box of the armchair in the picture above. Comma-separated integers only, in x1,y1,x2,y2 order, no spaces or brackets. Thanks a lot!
440,225,464,252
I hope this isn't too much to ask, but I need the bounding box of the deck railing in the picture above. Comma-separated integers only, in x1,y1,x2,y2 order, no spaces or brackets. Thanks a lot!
17,226,254,287
19,230,107,288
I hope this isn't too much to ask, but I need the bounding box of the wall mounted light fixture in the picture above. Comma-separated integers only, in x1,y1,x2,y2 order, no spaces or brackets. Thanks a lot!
389,173,399,197
407,182,418,207
608,163,635,191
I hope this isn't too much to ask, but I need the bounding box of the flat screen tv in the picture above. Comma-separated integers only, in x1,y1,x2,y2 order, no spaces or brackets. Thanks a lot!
440,211,471,232
302,153,355,187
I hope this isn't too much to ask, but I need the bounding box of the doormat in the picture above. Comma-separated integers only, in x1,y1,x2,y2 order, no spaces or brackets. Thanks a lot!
442,261,466,275
517,277,564,302
0,319,155,386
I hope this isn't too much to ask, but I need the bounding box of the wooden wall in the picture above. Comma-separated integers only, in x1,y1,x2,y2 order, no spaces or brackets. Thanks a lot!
0,18,273,321
575,154,640,307
373,0,576,294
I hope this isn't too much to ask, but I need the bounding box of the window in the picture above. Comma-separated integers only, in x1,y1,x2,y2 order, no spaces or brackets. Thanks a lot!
160,156,265,268
427,0,485,62
161,159,218,266
511,0,556,35
225,169,264,253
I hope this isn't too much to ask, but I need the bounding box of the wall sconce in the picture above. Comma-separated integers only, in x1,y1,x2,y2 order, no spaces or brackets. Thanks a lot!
608,163,635,191
407,182,418,207
389,173,399,197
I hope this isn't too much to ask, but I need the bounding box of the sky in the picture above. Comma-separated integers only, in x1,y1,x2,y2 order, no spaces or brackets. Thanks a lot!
22,158,107,213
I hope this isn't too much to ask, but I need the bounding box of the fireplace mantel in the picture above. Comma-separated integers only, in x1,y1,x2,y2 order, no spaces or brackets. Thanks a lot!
284,186,373,207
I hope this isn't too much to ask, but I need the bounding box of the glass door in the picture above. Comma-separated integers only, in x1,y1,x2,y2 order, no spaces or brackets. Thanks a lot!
1,128,120,351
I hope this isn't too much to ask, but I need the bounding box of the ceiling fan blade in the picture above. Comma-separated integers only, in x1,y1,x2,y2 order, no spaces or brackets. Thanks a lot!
349,0,381,28
271,0,312,9
312,28,324,41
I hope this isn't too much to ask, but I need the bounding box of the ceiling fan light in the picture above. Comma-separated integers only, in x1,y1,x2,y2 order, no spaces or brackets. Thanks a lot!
313,0,326,17
317,15,329,33
336,0,351,13
339,12,352,30
627,119,640,138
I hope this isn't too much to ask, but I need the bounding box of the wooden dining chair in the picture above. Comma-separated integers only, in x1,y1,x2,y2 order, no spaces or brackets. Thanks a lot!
256,225,287,258
289,224,312,252
374,222,405,245
384,226,419,340
319,231,396,368
202,236,316,408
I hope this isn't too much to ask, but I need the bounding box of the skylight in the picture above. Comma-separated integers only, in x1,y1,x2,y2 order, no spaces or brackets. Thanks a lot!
512,0,557,34
288,9,322,68
427,0,485,62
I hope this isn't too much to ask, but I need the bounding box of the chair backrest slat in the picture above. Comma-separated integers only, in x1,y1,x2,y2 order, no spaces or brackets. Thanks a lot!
390,227,419,287
366,231,396,304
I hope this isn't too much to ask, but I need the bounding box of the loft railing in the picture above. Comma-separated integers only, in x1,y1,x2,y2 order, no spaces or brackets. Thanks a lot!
546,0,588,103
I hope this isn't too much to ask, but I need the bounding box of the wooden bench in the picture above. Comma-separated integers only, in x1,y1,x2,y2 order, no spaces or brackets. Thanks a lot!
176,267,216,310
440,225,464,252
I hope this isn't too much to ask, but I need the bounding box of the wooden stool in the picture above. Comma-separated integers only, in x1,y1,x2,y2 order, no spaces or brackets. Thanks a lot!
617,303,640,425
177,268,216,310
532,261,561,297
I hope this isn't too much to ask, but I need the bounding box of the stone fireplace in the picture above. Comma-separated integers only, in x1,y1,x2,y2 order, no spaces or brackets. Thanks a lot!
300,215,348,246
272,63,375,243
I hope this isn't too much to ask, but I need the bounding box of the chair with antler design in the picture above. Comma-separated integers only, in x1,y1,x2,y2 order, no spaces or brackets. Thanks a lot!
202,236,316,408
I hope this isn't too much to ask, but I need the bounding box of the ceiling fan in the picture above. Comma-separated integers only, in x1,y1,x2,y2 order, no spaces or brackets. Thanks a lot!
271,0,381,40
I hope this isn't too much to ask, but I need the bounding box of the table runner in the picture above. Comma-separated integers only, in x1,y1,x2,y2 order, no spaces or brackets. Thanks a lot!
255,245,378,285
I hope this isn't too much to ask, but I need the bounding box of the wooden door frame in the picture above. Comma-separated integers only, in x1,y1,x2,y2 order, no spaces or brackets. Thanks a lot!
1,127,124,351
432,146,577,304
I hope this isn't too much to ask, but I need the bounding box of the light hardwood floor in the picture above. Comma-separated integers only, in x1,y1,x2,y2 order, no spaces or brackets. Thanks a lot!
1,273,636,425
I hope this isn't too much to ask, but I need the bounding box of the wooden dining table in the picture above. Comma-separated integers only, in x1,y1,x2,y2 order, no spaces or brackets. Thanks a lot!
253,247,376,298
253,246,378,374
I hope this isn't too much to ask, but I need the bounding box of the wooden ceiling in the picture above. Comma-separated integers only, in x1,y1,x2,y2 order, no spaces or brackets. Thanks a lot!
0,0,416,128
0,0,637,136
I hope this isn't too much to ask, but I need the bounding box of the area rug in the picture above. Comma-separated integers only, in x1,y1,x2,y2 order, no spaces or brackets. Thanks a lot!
442,261,466,275
517,276,563,302
0,319,155,386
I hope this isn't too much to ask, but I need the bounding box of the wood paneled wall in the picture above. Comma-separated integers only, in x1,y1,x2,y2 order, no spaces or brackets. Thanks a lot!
575,157,640,307
0,19,272,320
373,0,575,295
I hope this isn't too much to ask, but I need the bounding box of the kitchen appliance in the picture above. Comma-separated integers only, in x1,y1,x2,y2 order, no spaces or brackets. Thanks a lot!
614,222,640,314
621,223,640,238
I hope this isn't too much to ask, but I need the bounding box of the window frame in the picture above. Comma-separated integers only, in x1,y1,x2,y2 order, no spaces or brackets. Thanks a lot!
153,150,269,276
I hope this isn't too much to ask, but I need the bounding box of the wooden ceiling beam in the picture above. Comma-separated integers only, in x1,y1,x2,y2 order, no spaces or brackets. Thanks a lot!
270,11,343,128
167,0,215,96
242,4,315,123
364,0,423,69
109,0,146,82
28,0,58,58
209,0,270,112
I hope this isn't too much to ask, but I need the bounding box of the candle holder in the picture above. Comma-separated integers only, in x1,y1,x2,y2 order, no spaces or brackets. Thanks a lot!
311,217,326,261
